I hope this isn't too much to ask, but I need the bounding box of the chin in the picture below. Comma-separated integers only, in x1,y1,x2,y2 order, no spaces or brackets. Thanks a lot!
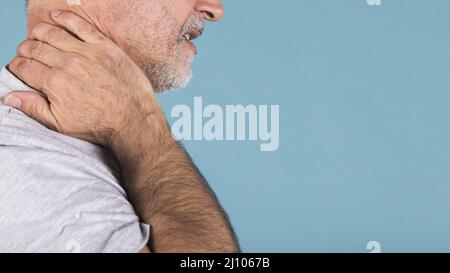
146,63,193,93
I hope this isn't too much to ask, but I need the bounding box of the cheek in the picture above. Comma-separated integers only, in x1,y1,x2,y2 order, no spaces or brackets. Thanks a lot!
166,0,196,26
106,0,188,61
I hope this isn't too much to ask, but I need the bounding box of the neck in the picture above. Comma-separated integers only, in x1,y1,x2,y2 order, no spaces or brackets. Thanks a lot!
26,1,110,40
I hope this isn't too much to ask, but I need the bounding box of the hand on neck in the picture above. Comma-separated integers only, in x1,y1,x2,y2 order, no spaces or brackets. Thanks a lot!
26,0,108,40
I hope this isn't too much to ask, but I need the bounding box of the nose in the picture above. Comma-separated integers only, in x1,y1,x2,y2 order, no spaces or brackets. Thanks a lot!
194,0,224,22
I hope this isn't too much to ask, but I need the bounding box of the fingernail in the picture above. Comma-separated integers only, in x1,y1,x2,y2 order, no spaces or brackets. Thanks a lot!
51,10,62,17
4,96,22,109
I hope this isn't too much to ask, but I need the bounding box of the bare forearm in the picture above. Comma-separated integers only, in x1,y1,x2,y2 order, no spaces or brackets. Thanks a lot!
112,109,239,253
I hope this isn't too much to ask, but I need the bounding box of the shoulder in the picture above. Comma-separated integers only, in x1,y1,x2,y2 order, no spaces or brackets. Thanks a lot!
0,106,149,253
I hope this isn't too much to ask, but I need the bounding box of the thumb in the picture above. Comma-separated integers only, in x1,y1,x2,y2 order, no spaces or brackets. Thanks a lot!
4,91,58,130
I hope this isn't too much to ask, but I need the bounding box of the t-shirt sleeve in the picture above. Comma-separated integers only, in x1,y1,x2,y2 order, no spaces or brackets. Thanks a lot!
0,146,150,253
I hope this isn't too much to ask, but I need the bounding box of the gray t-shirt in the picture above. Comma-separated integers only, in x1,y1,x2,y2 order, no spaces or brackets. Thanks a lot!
0,66,149,253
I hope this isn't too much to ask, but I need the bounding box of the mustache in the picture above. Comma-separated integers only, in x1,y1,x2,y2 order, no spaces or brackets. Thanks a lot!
180,14,205,37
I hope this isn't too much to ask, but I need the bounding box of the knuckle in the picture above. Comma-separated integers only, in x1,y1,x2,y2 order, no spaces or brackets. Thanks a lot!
76,21,95,34
31,22,45,35
46,27,65,42
63,54,85,69
44,73,58,90
16,40,28,56
16,58,31,74
26,98,43,120
30,41,44,58
29,106,40,120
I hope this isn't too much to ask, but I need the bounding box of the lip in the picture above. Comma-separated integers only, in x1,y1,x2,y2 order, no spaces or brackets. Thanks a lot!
181,28,203,43
184,39,198,55
189,29,203,41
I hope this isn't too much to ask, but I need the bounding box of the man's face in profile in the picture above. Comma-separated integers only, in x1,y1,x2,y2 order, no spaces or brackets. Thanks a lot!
99,0,224,92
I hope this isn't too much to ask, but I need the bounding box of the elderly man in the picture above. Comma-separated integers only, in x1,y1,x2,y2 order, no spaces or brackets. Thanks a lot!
0,0,239,253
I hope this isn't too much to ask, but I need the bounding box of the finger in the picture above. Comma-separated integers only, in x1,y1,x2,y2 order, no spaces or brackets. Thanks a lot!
8,56,53,94
51,10,107,44
4,91,58,131
17,40,66,67
30,22,85,52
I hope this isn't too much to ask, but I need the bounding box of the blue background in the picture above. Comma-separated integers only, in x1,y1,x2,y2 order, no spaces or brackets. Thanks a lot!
2,0,450,252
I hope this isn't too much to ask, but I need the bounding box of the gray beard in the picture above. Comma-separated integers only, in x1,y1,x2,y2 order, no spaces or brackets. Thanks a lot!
144,14,203,92
144,43,194,92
